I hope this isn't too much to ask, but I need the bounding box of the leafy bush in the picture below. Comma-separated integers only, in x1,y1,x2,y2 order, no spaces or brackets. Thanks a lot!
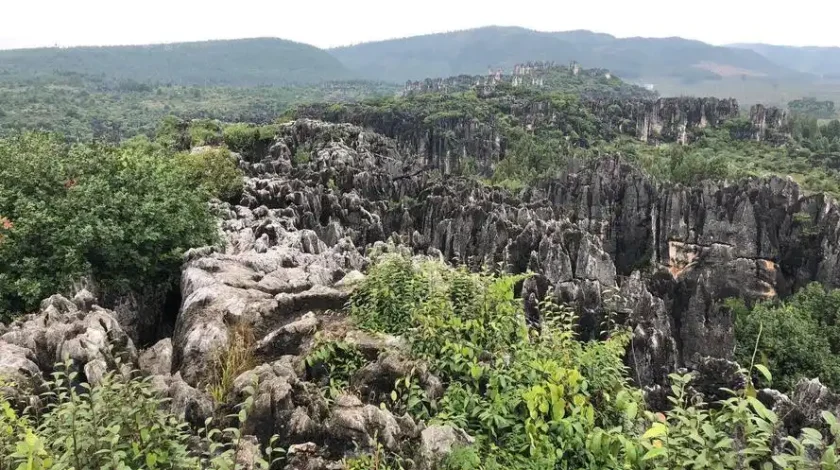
222,123,277,157
36,363,196,469
155,115,192,152
0,133,218,318
188,119,224,147
1,361,286,470
350,255,643,467
175,148,243,202
349,255,432,334
345,254,840,468
733,283,840,391
305,338,367,400
292,147,311,166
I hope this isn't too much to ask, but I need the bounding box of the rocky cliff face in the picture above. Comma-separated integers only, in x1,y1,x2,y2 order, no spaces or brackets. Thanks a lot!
297,96,786,179
4,119,835,467
750,104,791,143
170,119,840,390
403,61,621,97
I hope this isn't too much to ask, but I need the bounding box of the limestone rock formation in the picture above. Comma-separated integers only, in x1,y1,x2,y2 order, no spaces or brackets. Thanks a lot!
0,293,137,388
417,425,475,470
6,118,840,468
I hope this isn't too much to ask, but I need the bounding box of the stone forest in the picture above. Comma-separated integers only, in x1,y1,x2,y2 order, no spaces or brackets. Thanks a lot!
3,36,840,470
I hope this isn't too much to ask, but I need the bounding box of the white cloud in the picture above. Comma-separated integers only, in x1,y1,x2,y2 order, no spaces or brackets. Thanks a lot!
1,0,838,50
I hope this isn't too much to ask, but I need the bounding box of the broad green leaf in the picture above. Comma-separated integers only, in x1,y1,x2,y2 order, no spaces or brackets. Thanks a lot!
641,446,667,461
642,423,668,440
754,364,772,383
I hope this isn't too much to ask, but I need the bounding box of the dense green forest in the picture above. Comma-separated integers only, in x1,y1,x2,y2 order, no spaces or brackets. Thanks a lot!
0,62,654,141
788,97,838,118
0,38,351,86
0,79,400,141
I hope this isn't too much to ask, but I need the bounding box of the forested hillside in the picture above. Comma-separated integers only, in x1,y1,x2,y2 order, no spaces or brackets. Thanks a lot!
330,26,799,83
732,43,840,79
0,38,351,86
0,79,400,141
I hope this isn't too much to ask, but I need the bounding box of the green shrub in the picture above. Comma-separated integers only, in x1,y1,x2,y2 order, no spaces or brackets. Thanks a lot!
175,148,243,201
349,255,433,334
0,133,218,317
345,255,840,468
223,123,276,157
292,147,311,166
349,255,643,468
155,115,191,152
188,119,224,147
223,123,260,154
733,283,840,391
305,338,367,400
36,363,197,469
1,361,287,470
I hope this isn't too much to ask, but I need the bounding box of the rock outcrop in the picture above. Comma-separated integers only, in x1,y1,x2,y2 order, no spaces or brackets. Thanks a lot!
4,118,838,468
297,92,784,177
0,293,137,391
170,120,840,394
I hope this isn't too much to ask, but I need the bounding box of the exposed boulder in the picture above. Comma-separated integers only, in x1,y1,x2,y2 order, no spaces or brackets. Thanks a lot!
326,393,419,453
343,330,408,359
0,294,137,381
231,359,329,444
417,425,475,470
0,342,42,404
255,312,320,358
351,353,444,405
761,378,840,439
139,338,173,376
167,373,214,427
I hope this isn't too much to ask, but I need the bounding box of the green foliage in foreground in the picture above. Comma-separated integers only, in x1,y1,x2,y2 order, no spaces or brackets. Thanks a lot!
0,363,286,469
0,132,240,318
733,283,840,391
340,254,840,468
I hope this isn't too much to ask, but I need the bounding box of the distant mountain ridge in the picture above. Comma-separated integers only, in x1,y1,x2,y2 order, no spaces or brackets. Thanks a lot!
730,43,840,79
1,29,839,106
329,26,805,83
0,38,352,86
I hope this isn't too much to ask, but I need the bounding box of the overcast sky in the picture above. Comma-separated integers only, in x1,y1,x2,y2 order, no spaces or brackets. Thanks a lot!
1,0,838,50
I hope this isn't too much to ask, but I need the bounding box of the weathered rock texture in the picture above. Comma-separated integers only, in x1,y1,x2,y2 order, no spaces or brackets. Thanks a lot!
4,118,836,468
0,292,137,392
297,96,786,178
170,120,840,393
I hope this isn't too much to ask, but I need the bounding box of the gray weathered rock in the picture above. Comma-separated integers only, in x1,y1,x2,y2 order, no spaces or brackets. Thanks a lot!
255,312,320,358
1,295,137,379
352,353,444,404
139,338,173,376
327,393,418,453
417,425,475,470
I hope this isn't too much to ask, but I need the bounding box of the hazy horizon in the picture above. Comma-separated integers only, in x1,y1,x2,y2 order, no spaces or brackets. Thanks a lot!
2,0,839,51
